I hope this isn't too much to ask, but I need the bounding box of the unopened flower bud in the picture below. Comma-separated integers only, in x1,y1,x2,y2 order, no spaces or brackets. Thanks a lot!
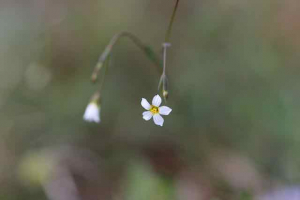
83,93,101,123
163,90,169,101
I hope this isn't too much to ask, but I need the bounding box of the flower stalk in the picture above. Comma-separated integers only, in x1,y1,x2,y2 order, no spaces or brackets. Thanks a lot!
158,0,180,101
158,43,171,101
91,32,162,83
164,0,180,43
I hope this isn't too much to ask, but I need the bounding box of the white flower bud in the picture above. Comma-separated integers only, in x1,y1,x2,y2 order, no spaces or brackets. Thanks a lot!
83,102,100,123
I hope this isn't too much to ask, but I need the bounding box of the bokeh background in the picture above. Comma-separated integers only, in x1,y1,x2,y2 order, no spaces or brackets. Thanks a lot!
1,0,300,199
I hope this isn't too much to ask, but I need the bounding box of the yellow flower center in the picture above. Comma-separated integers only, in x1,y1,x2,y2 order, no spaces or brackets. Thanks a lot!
150,105,159,114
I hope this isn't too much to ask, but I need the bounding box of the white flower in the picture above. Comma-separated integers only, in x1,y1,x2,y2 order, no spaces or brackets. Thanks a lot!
83,102,100,123
141,94,172,126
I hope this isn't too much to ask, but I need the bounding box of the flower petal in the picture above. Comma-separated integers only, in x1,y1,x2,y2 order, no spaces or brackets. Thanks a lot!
152,95,162,107
141,98,151,110
83,103,100,123
143,111,153,121
159,106,172,115
153,114,164,126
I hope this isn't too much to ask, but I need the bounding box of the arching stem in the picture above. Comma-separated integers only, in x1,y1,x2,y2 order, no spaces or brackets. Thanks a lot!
91,32,162,82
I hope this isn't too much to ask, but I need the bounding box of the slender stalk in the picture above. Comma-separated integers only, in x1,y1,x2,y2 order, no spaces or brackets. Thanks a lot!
162,43,170,75
160,43,170,101
92,32,162,82
164,0,180,43
99,55,110,92
159,0,180,101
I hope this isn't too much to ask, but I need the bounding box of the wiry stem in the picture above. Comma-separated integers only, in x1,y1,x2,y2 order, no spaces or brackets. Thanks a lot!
159,0,180,101
162,43,171,75
99,55,110,93
91,31,162,82
164,0,180,43
158,43,171,101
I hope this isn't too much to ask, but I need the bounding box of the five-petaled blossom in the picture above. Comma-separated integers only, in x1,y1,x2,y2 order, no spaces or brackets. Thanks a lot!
141,94,172,126
83,102,101,123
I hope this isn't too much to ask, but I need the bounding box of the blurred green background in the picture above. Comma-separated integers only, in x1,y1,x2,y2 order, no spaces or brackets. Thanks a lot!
1,0,300,199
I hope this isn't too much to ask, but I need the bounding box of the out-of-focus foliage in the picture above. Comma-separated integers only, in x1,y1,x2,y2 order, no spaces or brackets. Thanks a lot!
1,0,300,199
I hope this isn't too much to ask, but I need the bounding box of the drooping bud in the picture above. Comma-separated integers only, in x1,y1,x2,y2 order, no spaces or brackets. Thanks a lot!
83,93,101,123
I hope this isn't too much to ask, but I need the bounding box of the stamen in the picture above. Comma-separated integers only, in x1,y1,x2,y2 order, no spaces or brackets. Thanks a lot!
150,105,159,114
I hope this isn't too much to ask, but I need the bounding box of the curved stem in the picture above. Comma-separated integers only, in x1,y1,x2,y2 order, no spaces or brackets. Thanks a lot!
99,55,110,92
92,32,162,82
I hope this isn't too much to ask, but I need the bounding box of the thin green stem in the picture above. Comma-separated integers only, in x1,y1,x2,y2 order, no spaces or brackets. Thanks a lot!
99,55,110,93
164,0,180,43
162,43,170,75
92,31,162,82
159,0,180,101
